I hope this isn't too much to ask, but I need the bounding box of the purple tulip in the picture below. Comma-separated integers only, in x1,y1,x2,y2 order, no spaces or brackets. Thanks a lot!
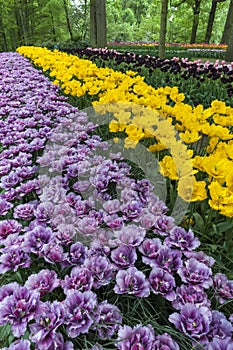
150,245,182,272
111,245,137,269
116,324,155,350
0,282,20,302
66,242,87,266
169,303,212,341
208,310,233,339
0,247,31,273
0,163,11,176
153,214,175,236
149,267,176,301
42,242,65,264
132,179,154,203
103,199,120,213
91,173,110,192
154,333,180,349
207,337,233,349
120,187,140,203
92,301,122,338
23,225,54,255
84,255,114,288
25,269,60,296
55,223,76,244
172,285,210,310
64,290,97,337
1,339,31,350
114,267,150,297
178,258,212,290
61,266,94,294
1,172,21,189
14,203,35,220
34,202,54,223
0,220,22,239
29,301,66,348
121,200,143,219
72,179,90,193
0,286,41,337
77,213,102,235
110,224,146,247
74,197,91,216
213,273,233,304
184,250,215,267
0,199,13,216
164,226,200,251
138,209,158,229
1,188,18,202
17,179,40,197
103,213,124,229
139,237,162,264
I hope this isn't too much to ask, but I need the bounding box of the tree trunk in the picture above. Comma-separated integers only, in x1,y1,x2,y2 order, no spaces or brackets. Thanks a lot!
0,13,8,51
205,0,217,43
136,0,143,25
225,29,233,61
63,0,74,41
18,7,28,44
49,7,57,42
221,0,233,44
190,0,201,44
90,0,107,48
90,0,97,46
159,0,169,59
205,0,226,43
14,0,23,45
82,0,88,39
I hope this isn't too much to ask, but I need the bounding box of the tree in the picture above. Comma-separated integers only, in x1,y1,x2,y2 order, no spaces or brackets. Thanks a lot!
205,0,226,43
0,0,9,51
190,0,201,43
225,28,233,61
90,0,107,47
221,0,233,43
159,0,169,58
62,0,74,41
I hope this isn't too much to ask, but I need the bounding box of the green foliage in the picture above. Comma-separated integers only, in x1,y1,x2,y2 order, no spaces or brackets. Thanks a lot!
0,0,82,51
0,0,230,51
75,46,229,108
107,44,225,60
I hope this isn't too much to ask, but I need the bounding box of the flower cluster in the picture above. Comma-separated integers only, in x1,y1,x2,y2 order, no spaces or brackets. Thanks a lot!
0,51,233,349
107,41,228,50
63,46,232,92
17,46,233,217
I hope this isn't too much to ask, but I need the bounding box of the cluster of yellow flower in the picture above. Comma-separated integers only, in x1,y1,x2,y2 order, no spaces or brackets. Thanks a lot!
16,46,233,217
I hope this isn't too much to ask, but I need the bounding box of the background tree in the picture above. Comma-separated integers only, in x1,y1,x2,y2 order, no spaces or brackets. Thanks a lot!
67,0,90,41
63,0,74,41
159,0,169,58
189,0,202,43
0,0,10,51
90,0,107,47
221,0,233,43
0,0,230,51
225,27,233,60
205,0,226,43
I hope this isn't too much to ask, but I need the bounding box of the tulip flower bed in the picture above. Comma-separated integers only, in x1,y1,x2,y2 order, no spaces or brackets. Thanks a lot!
108,41,228,49
107,42,227,59
0,49,233,349
16,47,233,216
60,47,233,108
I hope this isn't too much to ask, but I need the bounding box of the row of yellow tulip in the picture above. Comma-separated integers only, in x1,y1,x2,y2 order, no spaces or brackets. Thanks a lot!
16,46,233,217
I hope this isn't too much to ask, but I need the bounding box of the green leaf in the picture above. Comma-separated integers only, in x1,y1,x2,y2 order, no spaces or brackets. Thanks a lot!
192,212,205,232
216,221,233,233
